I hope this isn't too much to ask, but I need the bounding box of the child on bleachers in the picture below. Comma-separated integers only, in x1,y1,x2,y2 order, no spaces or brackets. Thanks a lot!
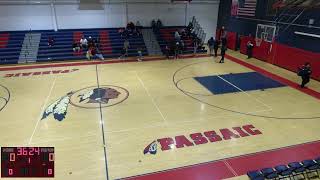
86,48,92,60
93,48,105,61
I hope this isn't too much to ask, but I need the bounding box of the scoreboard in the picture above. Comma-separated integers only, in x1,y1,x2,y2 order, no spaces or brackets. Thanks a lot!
1,147,54,178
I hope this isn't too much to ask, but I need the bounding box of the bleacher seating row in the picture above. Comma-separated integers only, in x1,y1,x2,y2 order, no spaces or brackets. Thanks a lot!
155,27,207,55
0,27,208,65
38,28,148,62
247,157,320,180
0,32,25,64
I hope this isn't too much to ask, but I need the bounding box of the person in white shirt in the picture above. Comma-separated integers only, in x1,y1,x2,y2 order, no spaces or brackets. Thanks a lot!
175,31,181,42
80,36,88,49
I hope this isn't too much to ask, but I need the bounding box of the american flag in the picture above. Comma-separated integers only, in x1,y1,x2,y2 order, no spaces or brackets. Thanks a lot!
232,0,257,17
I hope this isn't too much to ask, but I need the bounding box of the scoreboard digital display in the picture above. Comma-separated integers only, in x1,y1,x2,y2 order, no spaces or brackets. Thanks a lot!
1,147,54,178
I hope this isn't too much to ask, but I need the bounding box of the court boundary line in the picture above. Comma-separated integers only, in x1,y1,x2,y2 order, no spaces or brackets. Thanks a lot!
28,76,57,145
120,139,320,180
0,54,209,72
95,64,110,180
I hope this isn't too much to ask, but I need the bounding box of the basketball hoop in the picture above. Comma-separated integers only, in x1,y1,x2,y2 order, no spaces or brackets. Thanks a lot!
255,38,262,47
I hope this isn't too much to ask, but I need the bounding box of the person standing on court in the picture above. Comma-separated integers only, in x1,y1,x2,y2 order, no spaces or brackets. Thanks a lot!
207,37,214,56
219,45,227,63
214,38,219,57
298,62,312,88
246,40,254,59
221,36,227,49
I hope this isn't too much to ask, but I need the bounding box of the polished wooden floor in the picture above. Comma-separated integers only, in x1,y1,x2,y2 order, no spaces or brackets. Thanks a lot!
0,51,319,180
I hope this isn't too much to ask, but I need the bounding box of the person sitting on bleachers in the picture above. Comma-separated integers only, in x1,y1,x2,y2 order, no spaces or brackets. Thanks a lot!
86,47,92,60
180,29,187,38
92,47,104,61
88,36,93,43
119,39,130,59
175,31,181,42
88,36,95,49
80,36,88,49
94,37,100,49
72,41,81,52
48,37,54,47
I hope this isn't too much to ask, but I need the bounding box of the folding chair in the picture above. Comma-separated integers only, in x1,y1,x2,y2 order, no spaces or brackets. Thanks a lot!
275,165,293,179
247,170,265,180
261,168,278,179
302,160,320,179
288,162,306,180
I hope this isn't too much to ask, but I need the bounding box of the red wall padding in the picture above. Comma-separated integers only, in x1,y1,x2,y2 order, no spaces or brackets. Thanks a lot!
271,43,320,80
226,32,237,50
0,33,10,48
239,36,271,62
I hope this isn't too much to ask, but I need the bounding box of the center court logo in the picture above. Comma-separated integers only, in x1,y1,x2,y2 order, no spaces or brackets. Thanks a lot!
42,85,129,121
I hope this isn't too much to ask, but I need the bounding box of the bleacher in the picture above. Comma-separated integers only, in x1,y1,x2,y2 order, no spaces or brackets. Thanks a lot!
37,28,148,62
0,32,25,64
247,157,320,180
155,27,207,55
0,26,210,65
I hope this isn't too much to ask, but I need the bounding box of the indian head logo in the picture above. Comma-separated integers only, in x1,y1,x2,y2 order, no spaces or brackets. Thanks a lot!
0,84,10,112
143,141,158,155
42,85,129,121
143,125,262,155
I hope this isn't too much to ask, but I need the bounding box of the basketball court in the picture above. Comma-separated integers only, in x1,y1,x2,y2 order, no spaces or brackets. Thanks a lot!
1,51,320,179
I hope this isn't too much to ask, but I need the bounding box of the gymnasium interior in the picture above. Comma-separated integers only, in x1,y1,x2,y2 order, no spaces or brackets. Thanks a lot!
0,0,319,180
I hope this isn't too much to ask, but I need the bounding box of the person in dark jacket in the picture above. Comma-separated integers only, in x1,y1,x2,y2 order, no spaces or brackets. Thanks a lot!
207,37,214,56
221,36,227,48
219,45,227,63
247,40,254,59
213,39,219,57
298,63,312,88
165,45,170,59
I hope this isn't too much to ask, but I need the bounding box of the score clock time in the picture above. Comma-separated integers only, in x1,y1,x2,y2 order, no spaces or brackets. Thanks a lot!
1,147,54,178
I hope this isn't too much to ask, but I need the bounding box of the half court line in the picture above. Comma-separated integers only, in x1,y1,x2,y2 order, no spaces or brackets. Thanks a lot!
95,64,110,180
